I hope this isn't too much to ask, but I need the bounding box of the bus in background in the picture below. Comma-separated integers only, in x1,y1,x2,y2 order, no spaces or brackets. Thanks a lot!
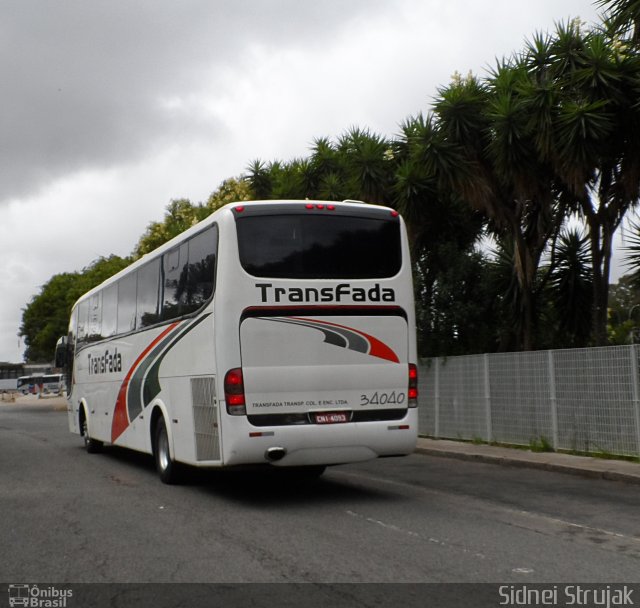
16,374,64,396
17,375,43,395
42,373,65,395
56,200,418,483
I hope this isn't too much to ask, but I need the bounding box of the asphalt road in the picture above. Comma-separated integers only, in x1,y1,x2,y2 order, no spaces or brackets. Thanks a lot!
1,399,639,585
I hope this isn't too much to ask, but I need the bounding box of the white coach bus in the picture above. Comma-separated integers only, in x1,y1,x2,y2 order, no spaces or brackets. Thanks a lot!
56,200,418,483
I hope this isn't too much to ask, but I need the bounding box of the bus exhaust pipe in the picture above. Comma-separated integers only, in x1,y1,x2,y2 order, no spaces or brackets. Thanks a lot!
265,447,287,462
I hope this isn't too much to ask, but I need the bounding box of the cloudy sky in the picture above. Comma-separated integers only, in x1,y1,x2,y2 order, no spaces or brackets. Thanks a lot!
1,0,607,363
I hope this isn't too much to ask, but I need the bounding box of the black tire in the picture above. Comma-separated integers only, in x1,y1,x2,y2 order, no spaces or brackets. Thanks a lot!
81,413,103,454
154,418,181,484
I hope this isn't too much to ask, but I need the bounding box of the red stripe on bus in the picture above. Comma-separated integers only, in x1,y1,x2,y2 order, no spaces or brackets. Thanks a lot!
291,316,400,363
111,322,181,443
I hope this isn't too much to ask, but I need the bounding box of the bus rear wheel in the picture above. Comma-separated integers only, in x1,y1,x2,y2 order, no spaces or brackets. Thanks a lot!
154,418,181,484
81,414,103,454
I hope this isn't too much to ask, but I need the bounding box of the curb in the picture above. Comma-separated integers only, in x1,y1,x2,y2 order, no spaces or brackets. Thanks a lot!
414,444,640,486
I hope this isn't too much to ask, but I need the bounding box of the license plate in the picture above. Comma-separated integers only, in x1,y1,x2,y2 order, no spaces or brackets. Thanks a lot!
314,412,349,424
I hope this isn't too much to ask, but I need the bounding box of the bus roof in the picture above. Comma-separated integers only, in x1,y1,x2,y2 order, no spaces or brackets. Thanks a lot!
71,199,400,308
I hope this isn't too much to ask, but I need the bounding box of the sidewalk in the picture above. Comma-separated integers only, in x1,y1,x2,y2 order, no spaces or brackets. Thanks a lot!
416,437,640,485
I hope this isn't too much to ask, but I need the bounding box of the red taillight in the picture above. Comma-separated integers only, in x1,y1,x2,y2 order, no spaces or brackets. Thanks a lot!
408,363,418,408
235,205,245,213
391,210,399,217
224,368,246,415
304,202,336,211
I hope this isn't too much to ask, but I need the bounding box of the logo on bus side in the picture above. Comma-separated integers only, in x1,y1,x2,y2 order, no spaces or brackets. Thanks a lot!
87,348,123,375
255,282,395,303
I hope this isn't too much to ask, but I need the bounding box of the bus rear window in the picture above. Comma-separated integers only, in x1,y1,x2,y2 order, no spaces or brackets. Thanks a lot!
236,214,402,279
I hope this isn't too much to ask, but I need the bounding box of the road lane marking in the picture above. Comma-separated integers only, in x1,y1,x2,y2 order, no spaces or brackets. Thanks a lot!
344,509,486,560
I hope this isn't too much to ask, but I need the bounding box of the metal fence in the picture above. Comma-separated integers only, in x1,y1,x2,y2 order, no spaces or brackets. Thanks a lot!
418,345,640,458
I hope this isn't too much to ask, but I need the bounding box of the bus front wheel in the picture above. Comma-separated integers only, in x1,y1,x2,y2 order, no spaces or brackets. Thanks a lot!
154,418,180,484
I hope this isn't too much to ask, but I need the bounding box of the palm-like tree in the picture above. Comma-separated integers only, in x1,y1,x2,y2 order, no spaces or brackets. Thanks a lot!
548,228,593,347
337,127,393,203
597,0,640,43
420,60,565,350
547,20,640,344
245,159,275,200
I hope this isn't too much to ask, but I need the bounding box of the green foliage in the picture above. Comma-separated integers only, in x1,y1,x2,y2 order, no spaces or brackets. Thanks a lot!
20,256,131,362
134,198,209,258
206,177,252,211
244,128,395,205
607,274,640,344
529,436,554,452
416,245,498,357
547,228,593,348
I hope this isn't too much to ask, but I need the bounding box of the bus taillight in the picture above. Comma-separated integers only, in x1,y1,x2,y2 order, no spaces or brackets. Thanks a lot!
408,364,418,408
224,368,246,415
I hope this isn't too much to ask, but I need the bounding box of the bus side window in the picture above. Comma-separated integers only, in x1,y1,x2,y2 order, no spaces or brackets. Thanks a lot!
137,258,161,328
162,242,188,321
182,226,217,315
117,272,137,334
88,292,102,342
102,283,118,338
77,299,90,347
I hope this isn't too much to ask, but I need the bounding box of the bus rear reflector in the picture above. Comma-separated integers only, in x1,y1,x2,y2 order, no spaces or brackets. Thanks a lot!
224,368,246,415
408,363,418,408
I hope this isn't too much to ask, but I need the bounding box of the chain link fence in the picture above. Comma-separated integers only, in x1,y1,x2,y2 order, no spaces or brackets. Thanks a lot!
418,345,640,457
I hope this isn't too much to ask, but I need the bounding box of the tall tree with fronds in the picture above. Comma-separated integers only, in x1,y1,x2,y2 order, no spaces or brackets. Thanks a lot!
598,0,640,43
546,18,640,344
245,159,276,199
548,228,593,347
337,127,393,203
393,113,488,355
421,63,565,350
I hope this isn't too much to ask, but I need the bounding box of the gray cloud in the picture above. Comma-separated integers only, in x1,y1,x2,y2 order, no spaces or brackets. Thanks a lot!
0,0,384,202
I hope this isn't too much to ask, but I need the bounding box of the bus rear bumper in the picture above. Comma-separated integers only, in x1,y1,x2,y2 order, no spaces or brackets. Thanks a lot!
221,409,418,467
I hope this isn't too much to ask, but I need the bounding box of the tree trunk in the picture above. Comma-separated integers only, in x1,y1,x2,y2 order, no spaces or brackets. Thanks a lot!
587,215,613,347
513,231,535,351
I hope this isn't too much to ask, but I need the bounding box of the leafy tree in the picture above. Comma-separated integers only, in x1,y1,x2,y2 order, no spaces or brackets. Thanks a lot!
607,274,640,343
598,0,640,42
206,177,252,211
134,198,208,257
336,127,393,203
546,228,593,347
245,160,276,200
416,244,498,356
392,114,489,355
545,19,640,345
406,16,640,349
20,256,131,362
412,65,565,351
